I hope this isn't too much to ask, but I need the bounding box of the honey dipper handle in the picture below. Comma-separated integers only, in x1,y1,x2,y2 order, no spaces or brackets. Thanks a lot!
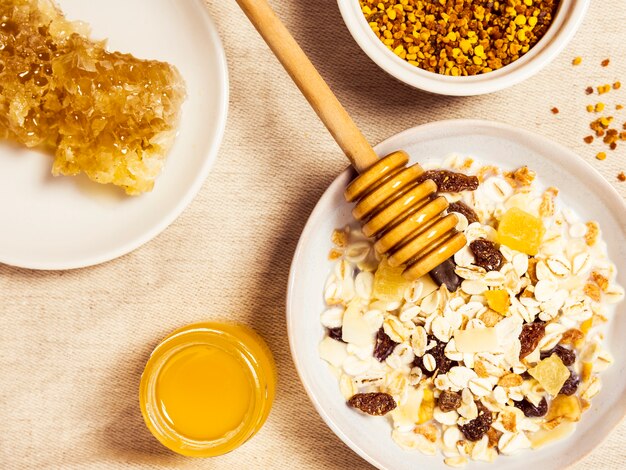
235,0,379,173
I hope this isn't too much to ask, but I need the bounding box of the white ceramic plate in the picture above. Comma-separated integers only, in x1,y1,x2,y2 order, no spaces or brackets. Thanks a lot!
287,120,626,470
0,0,228,269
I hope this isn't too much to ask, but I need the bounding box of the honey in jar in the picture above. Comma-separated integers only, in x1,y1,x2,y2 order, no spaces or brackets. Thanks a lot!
139,322,275,457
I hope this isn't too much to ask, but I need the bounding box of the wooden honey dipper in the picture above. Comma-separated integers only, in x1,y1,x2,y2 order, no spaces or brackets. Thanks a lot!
236,0,467,280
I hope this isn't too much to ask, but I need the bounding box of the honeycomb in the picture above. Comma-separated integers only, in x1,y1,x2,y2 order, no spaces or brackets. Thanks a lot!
0,0,186,195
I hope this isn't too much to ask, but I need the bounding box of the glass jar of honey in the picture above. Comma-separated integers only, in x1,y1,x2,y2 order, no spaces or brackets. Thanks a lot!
139,322,276,457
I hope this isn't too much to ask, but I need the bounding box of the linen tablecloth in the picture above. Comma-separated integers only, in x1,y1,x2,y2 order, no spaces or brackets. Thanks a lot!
1,0,625,468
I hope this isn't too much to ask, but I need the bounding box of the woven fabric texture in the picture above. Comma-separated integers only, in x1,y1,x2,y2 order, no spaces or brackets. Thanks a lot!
0,0,625,468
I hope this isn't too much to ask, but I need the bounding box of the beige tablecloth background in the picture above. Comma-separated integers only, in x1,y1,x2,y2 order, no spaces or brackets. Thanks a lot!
1,1,625,468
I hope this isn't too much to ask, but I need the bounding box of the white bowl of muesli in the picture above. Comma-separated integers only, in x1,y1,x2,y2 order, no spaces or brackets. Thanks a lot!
287,119,626,469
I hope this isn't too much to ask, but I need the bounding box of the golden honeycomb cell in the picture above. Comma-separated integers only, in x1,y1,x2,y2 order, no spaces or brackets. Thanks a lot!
0,0,186,195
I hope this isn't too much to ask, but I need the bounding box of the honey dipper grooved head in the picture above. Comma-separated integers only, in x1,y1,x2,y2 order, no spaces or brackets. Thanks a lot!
345,152,467,281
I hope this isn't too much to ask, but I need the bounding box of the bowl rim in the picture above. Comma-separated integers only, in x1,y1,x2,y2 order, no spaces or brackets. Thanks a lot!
337,0,590,96
286,118,626,470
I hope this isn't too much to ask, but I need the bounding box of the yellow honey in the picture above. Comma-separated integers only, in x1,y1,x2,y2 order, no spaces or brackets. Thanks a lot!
140,322,275,457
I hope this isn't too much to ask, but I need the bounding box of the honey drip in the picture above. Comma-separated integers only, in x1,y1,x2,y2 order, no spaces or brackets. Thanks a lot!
0,0,186,195
345,151,467,281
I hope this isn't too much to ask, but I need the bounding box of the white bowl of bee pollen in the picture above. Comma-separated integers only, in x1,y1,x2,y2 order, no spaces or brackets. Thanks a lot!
337,0,590,96
287,119,626,469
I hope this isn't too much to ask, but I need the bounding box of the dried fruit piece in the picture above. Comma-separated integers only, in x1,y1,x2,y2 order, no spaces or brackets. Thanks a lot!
327,327,344,342
448,201,479,224
437,390,462,412
470,239,504,272
459,402,493,441
373,327,398,362
528,354,571,396
373,259,410,302
429,258,462,292
559,371,580,396
540,345,575,366
414,337,457,377
546,395,582,422
514,397,548,417
519,322,546,359
348,392,397,416
417,387,435,424
417,170,479,192
485,289,510,315
497,208,546,256
560,329,584,347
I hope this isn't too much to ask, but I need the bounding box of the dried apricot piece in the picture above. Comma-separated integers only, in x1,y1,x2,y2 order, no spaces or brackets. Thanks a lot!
348,393,397,416
497,208,545,256
373,259,410,302
528,354,571,396
485,289,510,315
417,388,435,424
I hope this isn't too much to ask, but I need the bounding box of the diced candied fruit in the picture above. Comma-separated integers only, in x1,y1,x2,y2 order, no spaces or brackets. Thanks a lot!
485,289,510,315
417,387,435,424
373,258,411,302
546,395,582,422
0,0,185,195
497,208,546,255
519,322,546,359
528,354,571,396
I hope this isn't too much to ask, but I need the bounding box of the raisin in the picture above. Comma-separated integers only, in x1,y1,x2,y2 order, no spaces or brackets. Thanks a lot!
459,402,493,441
438,390,462,412
540,345,576,366
373,327,398,362
448,200,479,224
519,322,546,359
327,327,344,342
469,239,504,272
514,397,548,417
559,371,580,395
417,170,479,192
348,392,397,416
429,258,461,292
413,336,458,377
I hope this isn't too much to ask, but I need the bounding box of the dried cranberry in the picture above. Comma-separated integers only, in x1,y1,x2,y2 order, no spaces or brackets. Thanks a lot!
438,390,462,412
559,371,580,396
448,200,479,224
469,239,504,272
429,258,461,292
417,170,479,192
459,402,493,441
348,392,396,416
540,345,576,366
519,322,546,359
327,327,344,342
413,336,458,377
373,327,398,362
514,397,548,417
